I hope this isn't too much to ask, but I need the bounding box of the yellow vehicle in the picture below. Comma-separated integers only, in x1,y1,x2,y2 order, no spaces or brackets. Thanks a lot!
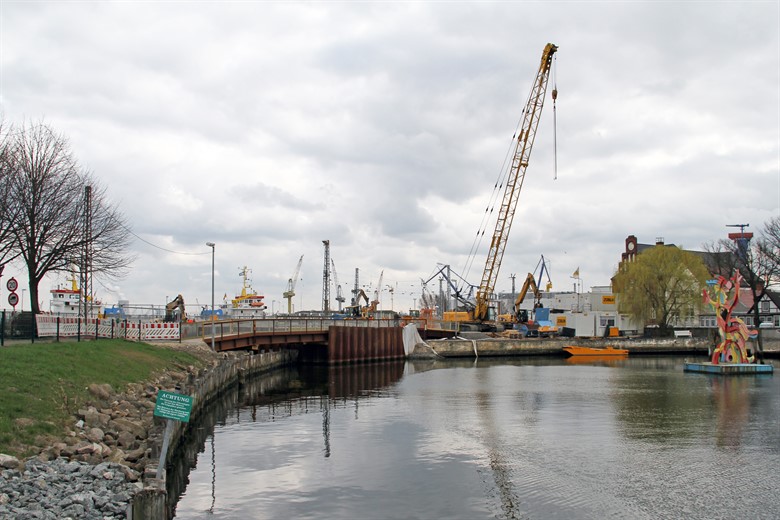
443,311,472,322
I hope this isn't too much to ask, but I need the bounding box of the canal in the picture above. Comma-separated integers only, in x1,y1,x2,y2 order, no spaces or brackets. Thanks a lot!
168,356,779,519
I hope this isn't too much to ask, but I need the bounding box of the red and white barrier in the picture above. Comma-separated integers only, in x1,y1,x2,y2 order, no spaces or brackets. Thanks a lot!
36,315,180,341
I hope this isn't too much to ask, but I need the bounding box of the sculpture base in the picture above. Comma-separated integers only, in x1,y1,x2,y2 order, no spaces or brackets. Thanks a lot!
684,362,774,375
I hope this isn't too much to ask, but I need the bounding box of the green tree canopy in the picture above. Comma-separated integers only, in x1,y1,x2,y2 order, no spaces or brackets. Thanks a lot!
613,245,711,334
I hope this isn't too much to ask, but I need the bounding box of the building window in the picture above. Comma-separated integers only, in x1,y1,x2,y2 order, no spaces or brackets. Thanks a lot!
700,316,717,328
761,301,770,313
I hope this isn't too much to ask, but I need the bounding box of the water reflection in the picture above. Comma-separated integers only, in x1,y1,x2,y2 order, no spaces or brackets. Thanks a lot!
170,356,779,520
167,362,406,518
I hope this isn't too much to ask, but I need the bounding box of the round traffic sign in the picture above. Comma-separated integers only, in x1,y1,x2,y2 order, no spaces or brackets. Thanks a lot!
8,292,18,307
6,277,18,292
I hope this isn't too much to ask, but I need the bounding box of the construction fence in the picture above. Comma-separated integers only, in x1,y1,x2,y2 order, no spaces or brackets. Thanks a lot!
34,315,181,342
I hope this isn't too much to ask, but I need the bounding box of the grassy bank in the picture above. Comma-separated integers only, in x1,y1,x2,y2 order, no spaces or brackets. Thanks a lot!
0,339,205,458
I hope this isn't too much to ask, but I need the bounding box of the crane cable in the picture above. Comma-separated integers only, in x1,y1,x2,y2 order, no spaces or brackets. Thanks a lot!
552,53,558,180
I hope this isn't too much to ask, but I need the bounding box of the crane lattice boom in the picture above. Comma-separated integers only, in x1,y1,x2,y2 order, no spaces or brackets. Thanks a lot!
474,43,557,321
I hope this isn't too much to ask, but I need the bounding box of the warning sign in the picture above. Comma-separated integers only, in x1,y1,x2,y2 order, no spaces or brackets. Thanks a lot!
154,390,194,422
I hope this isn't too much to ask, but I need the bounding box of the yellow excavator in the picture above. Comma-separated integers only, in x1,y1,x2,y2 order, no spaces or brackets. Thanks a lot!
164,294,185,322
456,43,558,329
344,289,370,318
497,273,543,324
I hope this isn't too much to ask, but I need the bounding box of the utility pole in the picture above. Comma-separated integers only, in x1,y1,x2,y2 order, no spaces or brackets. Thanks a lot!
81,186,92,319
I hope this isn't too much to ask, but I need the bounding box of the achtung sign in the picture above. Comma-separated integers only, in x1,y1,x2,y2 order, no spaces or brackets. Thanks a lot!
602,295,616,305
154,390,193,422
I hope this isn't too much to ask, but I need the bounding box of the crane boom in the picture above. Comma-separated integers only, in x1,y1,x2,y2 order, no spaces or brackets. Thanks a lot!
474,43,557,321
332,258,345,310
283,255,304,314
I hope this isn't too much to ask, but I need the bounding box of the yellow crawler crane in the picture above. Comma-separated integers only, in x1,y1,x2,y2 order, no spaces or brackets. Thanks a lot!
473,43,558,323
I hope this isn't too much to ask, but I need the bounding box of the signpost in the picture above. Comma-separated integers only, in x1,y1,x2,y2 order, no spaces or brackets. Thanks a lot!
6,278,18,312
153,390,194,479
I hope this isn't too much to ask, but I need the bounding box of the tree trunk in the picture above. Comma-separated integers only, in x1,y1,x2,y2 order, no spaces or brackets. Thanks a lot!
752,304,765,363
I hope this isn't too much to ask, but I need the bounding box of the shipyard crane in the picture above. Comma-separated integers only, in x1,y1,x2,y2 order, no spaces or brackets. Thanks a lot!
332,258,346,311
283,255,304,314
472,42,558,323
534,254,553,292
371,270,384,310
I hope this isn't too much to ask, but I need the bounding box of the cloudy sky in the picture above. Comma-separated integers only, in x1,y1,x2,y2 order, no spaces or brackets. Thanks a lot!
1,1,778,315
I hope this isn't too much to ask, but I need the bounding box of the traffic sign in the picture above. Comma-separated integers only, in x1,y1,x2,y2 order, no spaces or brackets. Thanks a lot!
153,390,194,422
8,293,18,307
6,278,18,292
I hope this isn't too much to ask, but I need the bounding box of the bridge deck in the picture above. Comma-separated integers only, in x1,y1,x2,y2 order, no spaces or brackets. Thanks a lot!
199,318,420,360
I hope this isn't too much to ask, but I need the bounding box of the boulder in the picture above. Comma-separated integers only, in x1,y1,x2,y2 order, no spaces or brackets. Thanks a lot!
86,427,105,443
88,383,113,401
0,454,19,469
110,418,146,439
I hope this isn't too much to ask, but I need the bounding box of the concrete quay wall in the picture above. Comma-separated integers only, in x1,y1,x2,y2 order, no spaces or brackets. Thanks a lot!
417,336,780,358
132,349,297,520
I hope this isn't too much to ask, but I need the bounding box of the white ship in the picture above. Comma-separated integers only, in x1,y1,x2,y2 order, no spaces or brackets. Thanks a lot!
49,272,101,317
221,266,267,319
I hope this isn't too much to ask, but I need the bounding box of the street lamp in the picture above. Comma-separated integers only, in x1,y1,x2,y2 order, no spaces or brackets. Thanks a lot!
206,242,215,351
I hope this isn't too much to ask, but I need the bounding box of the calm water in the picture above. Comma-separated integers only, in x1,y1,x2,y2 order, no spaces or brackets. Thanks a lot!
169,356,780,519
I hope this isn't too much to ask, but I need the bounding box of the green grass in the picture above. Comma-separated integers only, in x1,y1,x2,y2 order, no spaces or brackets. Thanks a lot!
0,339,204,458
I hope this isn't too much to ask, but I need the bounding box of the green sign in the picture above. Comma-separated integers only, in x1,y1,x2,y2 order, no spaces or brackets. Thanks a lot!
154,390,194,422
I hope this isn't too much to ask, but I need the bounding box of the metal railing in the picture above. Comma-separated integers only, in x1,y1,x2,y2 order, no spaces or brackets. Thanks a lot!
197,317,415,342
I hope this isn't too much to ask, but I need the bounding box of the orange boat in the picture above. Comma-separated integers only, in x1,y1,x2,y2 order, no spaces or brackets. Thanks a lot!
563,345,628,356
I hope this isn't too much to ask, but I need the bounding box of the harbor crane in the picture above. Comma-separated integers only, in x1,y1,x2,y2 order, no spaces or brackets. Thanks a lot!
283,255,304,314
471,43,558,323
371,270,384,310
322,240,331,313
534,254,553,292
332,258,346,311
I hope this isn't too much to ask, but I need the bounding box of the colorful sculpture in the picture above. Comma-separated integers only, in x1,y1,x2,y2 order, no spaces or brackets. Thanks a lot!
702,272,757,364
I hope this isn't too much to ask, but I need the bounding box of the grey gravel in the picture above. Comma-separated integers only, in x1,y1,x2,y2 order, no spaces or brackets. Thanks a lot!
0,457,140,519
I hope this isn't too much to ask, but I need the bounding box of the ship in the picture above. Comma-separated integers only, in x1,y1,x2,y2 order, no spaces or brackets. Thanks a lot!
49,271,101,317
221,266,267,319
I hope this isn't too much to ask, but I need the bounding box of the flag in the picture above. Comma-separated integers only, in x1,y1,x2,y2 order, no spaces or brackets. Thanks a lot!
572,267,580,278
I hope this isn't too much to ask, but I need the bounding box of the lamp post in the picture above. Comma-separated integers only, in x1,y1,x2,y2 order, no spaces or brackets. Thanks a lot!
206,242,215,351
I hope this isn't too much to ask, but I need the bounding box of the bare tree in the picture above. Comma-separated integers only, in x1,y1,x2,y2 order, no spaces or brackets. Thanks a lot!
758,216,780,282
4,121,133,314
0,119,21,271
